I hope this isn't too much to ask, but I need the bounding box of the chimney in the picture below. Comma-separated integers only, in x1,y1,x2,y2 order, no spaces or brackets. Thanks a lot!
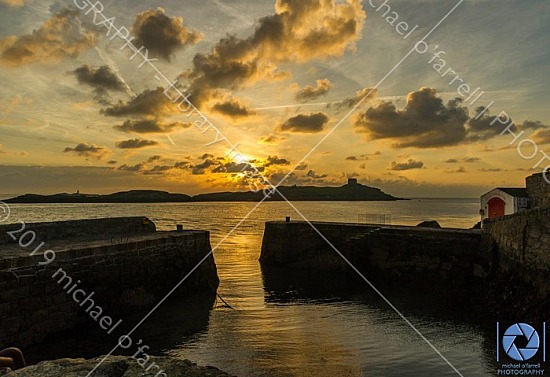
348,178,358,186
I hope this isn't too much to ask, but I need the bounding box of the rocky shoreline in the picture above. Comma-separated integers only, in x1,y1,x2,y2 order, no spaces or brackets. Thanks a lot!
11,355,236,377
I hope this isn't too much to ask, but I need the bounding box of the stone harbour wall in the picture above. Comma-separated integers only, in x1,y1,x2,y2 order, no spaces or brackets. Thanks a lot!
0,218,219,348
483,206,550,319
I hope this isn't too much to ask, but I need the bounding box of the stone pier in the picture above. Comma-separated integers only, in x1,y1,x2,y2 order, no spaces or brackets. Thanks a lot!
260,221,489,289
0,217,219,348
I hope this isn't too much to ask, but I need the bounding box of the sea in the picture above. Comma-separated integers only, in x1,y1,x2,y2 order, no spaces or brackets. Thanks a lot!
4,199,500,376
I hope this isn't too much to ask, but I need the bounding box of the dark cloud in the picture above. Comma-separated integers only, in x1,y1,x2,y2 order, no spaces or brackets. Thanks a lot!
389,159,424,171
132,7,201,61
147,155,162,163
114,119,191,134
266,156,290,166
278,112,329,133
259,134,284,145
192,159,217,175
305,170,328,179
466,107,516,141
211,97,256,119
329,87,378,110
445,159,458,163
295,162,308,171
73,65,126,98
521,120,547,130
63,143,109,160
445,166,467,174
345,153,374,161
115,139,159,149
463,157,481,163
211,162,261,174
295,79,332,102
142,165,174,175
479,168,503,172
107,160,117,165
0,9,96,66
181,0,366,107
117,163,145,172
102,87,176,118
355,88,471,148
174,161,191,169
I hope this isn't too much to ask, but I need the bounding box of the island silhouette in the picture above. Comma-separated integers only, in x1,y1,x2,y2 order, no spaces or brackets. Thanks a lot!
5,179,404,203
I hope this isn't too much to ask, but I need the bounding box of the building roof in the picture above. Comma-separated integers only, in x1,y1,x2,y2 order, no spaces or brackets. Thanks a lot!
495,188,529,197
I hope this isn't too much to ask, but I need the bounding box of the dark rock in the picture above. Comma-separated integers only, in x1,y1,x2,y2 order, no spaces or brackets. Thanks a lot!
471,221,482,229
12,356,236,377
416,220,441,229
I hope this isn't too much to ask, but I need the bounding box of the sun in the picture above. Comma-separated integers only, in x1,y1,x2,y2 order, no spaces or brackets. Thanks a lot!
234,154,250,164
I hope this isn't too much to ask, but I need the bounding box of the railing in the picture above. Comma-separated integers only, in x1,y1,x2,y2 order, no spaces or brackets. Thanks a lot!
358,213,392,225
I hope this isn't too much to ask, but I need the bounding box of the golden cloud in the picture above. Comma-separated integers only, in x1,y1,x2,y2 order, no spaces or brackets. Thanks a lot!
0,9,96,66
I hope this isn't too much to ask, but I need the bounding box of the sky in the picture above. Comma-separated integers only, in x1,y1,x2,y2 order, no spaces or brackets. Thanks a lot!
0,0,549,198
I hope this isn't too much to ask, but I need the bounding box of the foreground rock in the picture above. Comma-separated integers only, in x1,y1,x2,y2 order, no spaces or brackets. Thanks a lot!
12,356,236,377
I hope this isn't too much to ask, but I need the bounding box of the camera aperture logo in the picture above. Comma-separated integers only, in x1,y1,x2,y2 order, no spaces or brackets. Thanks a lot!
497,322,547,375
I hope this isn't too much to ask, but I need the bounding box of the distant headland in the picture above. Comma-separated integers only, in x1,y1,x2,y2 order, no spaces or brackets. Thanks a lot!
5,179,404,203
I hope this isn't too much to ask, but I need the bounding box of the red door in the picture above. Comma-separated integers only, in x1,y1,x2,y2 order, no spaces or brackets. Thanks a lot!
488,197,505,218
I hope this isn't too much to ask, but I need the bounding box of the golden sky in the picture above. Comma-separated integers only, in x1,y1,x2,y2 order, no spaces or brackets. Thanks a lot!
0,0,549,197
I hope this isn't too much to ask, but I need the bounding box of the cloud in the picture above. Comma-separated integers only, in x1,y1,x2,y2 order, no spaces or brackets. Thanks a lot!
463,157,481,163
114,119,191,134
102,87,176,118
73,65,125,91
132,7,201,61
295,162,308,171
73,65,126,100
329,87,378,110
142,165,174,175
521,120,547,130
211,97,256,119
445,159,458,163
345,152,375,161
259,134,285,145
0,9,96,66
355,88,470,148
117,163,145,172
466,107,516,141
531,128,550,144
479,168,503,172
192,158,217,175
389,159,424,171
181,0,366,107
63,143,110,160
0,0,24,7
115,139,159,149
278,112,329,133
294,78,333,102
305,169,328,179
266,156,290,166
212,162,260,174
445,166,467,174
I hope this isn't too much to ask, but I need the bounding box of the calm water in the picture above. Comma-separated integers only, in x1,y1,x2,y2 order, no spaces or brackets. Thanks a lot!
6,199,499,376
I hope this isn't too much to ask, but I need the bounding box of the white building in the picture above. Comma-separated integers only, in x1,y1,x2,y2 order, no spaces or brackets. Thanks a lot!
480,188,530,220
